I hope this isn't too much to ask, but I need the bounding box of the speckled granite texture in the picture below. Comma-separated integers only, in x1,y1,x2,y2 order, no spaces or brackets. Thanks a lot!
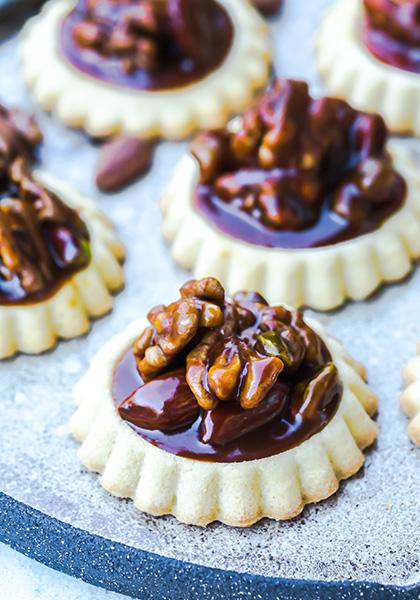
0,0,419,597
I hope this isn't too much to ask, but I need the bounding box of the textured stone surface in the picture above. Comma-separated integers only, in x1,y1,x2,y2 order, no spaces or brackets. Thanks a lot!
0,0,419,592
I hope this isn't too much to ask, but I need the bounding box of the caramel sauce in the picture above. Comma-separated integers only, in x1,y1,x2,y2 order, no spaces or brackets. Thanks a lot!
60,4,233,92
0,203,91,305
113,348,341,463
0,261,88,305
194,180,404,249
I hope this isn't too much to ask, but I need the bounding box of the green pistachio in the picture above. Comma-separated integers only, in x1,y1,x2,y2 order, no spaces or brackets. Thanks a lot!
73,238,91,267
257,330,292,366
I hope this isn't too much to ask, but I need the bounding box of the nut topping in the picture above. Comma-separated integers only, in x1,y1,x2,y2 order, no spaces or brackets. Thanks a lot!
290,363,342,421
64,0,233,86
0,106,91,304
201,382,289,445
119,369,200,431
134,277,224,381
239,350,283,409
122,278,342,447
192,79,406,246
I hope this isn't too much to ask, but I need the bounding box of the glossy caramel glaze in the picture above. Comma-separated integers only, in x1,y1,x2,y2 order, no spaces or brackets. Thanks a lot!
113,347,341,463
195,178,405,249
0,166,91,306
191,80,406,249
60,2,233,91
0,226,90,305
363,0,420,74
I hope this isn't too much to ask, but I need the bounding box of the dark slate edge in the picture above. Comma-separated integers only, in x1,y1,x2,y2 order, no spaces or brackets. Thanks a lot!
0,492,418,600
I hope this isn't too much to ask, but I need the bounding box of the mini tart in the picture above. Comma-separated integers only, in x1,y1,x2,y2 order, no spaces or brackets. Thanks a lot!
315,0,420,136
70,316,378,527
20,0,271,139
0,171,124,359
161,142,420,311
401,344,420,445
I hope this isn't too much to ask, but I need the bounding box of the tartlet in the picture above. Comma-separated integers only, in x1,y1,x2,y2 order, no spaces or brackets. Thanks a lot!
315,0,420,136
161,79,420,311
21,0,271,139
401,344,420,445
70,277,378,527
0,105,124,359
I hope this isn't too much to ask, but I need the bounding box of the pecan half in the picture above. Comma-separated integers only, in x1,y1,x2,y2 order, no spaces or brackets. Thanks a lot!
134,278,224,381
186,331,221,410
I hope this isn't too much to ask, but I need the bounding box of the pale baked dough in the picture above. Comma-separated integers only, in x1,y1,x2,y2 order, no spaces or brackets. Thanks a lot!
161,143,420,311
315,0,420,136
0,172,125,359
70,315,378,527
20,0,271,139
401,344,420,445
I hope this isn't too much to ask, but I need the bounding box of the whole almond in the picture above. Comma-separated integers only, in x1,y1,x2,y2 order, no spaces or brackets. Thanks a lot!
95,136,154,192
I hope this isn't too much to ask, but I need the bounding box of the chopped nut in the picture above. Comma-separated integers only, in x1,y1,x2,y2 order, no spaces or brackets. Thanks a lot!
72,21,104,48
290,363,342,420
239,351,284,409
180,277,225,305
257,331,292,363
133,326,154,359
191,78,403,234
208,340,242,402
191,132,228,185
108,27,135,54
201,382,289,445
186,332,220,410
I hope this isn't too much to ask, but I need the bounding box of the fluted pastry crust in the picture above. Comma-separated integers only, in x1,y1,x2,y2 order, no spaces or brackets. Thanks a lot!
401,344,420,445
315,0,420,136
161,143,420,311
20,0,271,139
0,172,125,359
70,316,378,527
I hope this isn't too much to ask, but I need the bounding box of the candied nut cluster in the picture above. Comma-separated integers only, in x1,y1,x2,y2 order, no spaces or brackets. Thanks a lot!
0,107,91,303
128,278,342,446
191,79,406,231
70,0,224,74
